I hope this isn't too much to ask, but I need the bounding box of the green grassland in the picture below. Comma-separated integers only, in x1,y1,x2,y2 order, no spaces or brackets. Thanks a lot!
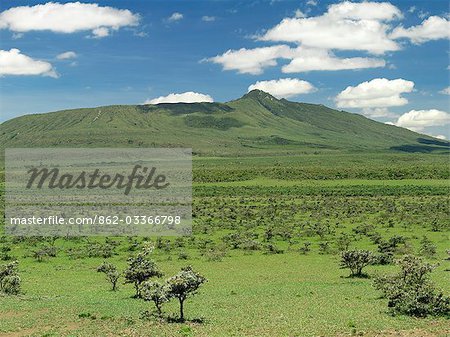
0,155,449,337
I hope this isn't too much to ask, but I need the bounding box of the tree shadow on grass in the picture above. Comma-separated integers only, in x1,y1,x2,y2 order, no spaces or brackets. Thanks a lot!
341,273,371,279
140,310,206,324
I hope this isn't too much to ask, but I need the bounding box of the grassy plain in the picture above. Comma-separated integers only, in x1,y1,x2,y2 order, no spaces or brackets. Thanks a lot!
0,153,449,337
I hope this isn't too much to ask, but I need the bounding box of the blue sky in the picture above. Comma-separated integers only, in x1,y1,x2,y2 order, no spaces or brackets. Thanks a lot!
0,0,449,138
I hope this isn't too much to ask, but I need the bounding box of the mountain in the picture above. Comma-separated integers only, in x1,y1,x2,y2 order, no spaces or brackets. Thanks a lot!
1,90,448,156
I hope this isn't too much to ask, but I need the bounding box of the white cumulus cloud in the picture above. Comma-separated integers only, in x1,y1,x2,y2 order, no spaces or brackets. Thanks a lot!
208,45,385,74
167,12,183,22
335,78,414,108
260,1,401,54
202,16,216,22
144,91,213,104
439,87,450,95
207,45,292,75
282,47,385,72
390,16,450,44
394,109,450,131
56,51,77,60
248,78,316,98
0,2,139,38
0,48,57,77
205,2,407,74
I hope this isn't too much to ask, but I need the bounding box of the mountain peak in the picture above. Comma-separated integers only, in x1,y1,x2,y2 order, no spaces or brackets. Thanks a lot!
242,89,279,101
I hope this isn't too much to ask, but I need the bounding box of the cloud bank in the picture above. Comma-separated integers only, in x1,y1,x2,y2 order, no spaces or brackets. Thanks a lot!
145,92,213,104
207,1,449,74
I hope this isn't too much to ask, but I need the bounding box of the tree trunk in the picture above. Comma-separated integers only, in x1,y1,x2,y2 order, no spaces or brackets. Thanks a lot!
134,282,140,297
155,303,162,317
179,298,185,321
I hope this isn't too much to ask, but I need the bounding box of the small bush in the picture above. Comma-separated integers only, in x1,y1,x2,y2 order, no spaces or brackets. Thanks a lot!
0,246,13,261
203,245,228,261
336,233,352,251
340,250,374,277
178,251,190,260
372,252,394,265
263,243,284,255
419,236,437,258
0,261,21,295
299,242,311,254
318,241,331,255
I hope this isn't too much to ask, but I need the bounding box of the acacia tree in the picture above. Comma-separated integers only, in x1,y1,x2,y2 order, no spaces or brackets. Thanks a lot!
141,280,169,316
124,246,163,297
340,250,374,277
97,261,120,291
165,266,207,321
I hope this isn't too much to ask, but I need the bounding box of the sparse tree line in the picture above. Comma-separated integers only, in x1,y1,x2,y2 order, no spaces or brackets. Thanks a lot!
97,244,207,322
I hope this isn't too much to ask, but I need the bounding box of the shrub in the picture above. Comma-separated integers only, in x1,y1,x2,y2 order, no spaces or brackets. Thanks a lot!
374,255,449,317
263,243,284,255
166,266,207,321
372,252,394,265
378,236,407,256
0,261,21,295
32,248,49,262
178,251,190,260
239,239,260,251
202,245,228,261
340,250,374,277
124,246,163,297
1,275,21,295
0,246,13,261
299,242,311,254
336,233,352,251
419,236,437,259
318,241,331,255
85,242,115,258
97,262,120,291
141,281,169,316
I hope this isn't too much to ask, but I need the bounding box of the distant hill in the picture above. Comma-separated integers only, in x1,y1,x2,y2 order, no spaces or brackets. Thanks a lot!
1,90,448,156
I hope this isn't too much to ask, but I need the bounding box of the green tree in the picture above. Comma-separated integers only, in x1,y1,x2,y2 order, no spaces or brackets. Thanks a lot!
141,280,169,316
166,266,207,321
97,261,120,291
124,246,163,297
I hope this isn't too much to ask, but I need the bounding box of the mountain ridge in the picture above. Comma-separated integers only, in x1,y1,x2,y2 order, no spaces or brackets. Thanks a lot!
1,90,448,156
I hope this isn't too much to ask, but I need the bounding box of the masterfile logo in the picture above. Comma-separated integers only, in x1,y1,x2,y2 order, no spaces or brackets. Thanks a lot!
5,148,192,237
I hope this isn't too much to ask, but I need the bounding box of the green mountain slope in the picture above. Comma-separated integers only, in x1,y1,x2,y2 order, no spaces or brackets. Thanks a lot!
1,90,448,155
